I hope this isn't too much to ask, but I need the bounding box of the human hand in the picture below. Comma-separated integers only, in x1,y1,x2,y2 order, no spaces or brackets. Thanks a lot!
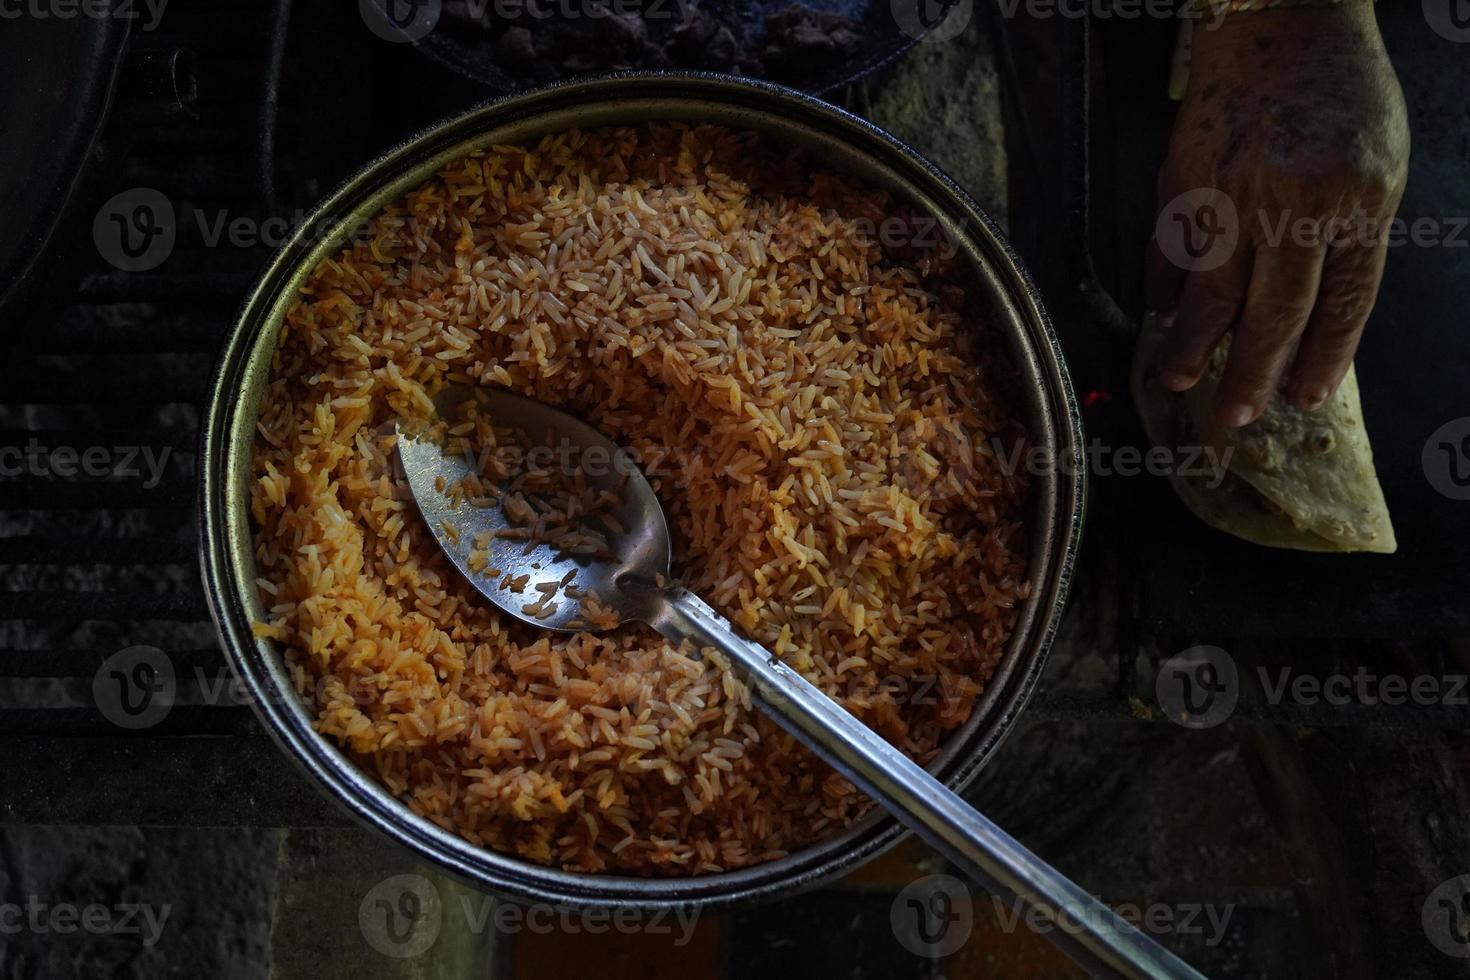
1147,4,1409,428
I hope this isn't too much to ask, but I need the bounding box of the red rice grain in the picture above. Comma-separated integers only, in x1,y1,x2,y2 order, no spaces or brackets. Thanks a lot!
250,123,1031,875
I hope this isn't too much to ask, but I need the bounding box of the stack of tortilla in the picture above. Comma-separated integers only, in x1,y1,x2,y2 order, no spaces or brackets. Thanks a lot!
1132,315,1396,553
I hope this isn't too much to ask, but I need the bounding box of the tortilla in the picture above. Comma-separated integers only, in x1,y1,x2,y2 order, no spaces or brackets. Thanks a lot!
1131,314,1396,553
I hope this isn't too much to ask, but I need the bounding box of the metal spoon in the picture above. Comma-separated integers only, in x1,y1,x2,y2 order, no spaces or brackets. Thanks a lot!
396,387,1204,980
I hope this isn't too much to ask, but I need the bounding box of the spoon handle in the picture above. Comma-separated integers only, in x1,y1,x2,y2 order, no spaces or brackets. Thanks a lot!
645,587,1205,980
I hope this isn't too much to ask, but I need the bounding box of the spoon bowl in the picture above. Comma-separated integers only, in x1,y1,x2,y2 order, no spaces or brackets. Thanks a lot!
396,387,673,632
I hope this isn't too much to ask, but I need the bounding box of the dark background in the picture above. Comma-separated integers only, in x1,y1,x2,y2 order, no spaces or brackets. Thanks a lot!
0,0,1468,976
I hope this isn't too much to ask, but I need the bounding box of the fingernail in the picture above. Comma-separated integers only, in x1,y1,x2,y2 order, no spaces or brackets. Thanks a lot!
1221,402,1256,428
1298,385,1329,411
1157,312,1177,330
1162,371,1193,391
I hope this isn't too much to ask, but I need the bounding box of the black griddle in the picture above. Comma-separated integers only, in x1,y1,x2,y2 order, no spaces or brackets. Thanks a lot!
0,7,129,331
412,0,947,93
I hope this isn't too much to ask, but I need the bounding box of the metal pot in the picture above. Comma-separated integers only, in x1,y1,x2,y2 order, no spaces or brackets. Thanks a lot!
199,72,1085,912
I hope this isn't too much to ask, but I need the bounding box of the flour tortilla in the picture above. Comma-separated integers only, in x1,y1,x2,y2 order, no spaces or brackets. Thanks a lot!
1132,314,1396,553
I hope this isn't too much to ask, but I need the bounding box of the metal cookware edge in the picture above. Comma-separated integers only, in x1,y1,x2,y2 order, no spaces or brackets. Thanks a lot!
199,71,1086,912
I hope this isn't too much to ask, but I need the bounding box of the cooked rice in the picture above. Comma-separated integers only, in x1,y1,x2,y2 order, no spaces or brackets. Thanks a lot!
250,123,1031,874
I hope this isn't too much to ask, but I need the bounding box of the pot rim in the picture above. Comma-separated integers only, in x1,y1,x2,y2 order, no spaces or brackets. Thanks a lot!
199,70,1086,912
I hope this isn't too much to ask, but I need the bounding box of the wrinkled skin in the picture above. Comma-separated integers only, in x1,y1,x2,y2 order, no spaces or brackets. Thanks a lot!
1147,5,1410,428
